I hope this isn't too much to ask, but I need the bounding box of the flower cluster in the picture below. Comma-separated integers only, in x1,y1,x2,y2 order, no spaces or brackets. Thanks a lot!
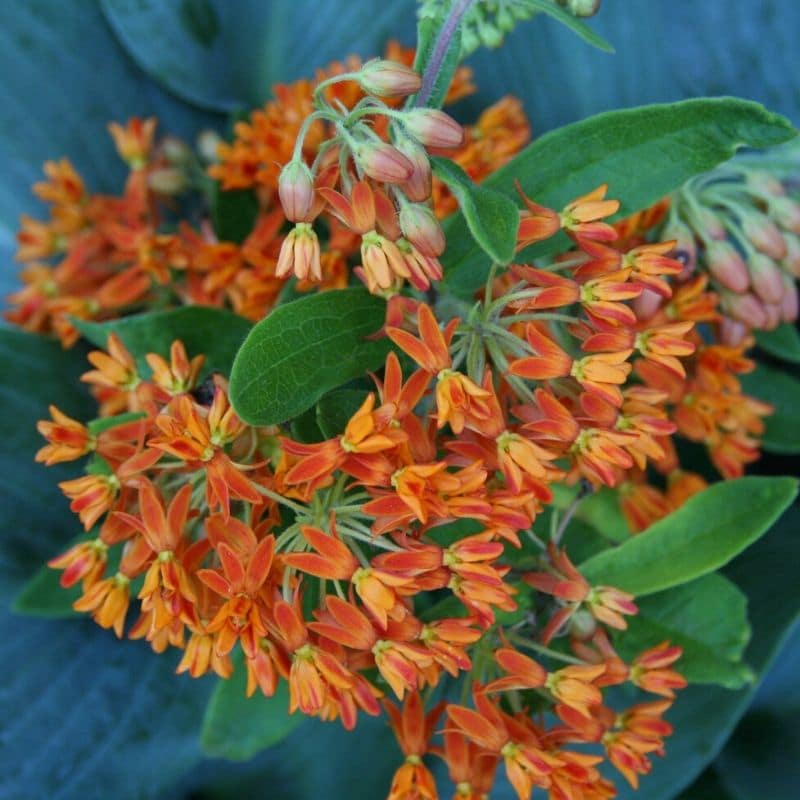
17,39,789,800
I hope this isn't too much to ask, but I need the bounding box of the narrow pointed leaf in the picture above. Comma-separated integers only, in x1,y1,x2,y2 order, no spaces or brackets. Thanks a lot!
740,364,800,455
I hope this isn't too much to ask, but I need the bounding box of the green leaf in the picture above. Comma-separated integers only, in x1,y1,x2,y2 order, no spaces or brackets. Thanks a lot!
574,486,631,543
74,306,252,379
87,411,147,435
740,364,800,455
754,323,800,364
613,574,754,689
579,477,798,596
201,650,303,760
411,14,463,109
229,288,392,426
522,0,614,53
614,503,800,800
442,98,797,298
210,183,259,244
316,388,370,439
431,156,518,265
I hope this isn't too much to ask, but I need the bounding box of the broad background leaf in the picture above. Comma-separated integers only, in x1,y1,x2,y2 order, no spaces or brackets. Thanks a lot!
580,476,798,595
229,288,392,425
754,323,800,364
740,364,800,455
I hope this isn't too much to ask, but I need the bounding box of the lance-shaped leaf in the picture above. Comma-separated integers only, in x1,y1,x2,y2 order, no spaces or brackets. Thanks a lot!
579,476,798,595
740,364,800,455
229,288,392,425
432,155,518,265
442,98,796,298
755,323,800,364
74,306,252,379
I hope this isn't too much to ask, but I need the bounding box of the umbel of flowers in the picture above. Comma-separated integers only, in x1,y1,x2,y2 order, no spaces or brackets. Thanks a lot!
12,36,794,800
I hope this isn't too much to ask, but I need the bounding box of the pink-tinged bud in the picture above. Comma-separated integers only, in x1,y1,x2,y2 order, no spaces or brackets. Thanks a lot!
769,197,800,234
781,275,800,322
401,109,465,149
721,290,767,328
781,233,800,277
746,169,786,197
278,160,315,222
741,213,787,259
749,252,785,304
718,316,749,347
196,129,223,164
353,141,414,184
762,302,782,330
395,136,432,202
705,240,749,292
276,222,321,282
358,59,422,98
161,136,193,166
399,203,445,257
780,274,799,322
632,288,663,321
147,167,187,195
690,206,726,240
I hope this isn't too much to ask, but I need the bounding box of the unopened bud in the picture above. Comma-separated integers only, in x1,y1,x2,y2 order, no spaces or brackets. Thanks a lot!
401,109,465,149
720,290,767,328
762,302,781,330
568,609,597,640
780,275,799,322
559,0,601,17
746,169,785,197
395,136,432,202
781,233,800,277
358,59,422,98
705,240,749,292
278,160,315,222
689,205,726,240
353,141,414,184
768,197,800,234
718,316,749,347
147,167,187,195
741,213,787,259
749,252,784,305
662,218,696,279
399,203,445,257
161,136,193,167
196,129,223,164
632,288,663,321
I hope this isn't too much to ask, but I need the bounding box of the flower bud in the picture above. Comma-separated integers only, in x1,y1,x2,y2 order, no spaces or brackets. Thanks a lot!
632,288,663,321
399,203,445,257
781,233,800,277
720,290,767,328
278,160,315,222
762,302,781,330
358,59,422,98
748,252,784,305
161,136,193,167
568,609,598,640
718,316,749,347
353,141,414,183
401,109,465,149
395,136,432,202
741,212,787,259
705,240,749,292
689,206,726,240
559,0,601,17
768,197,800,234
662,218,696,279
781,276,799,322
147,167,187,195
196,129,223,164
746,169,785,197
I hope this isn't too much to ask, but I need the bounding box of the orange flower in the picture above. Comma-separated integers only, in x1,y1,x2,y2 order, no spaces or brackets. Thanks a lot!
560,185,620,244
36,405,94,465
108,117,157,168
508,324,573,381
59,473,119,530
48,537,108,589
629,642,686,697
81,333,140,391
545,664,606,718
73,571,131,637
485,647,547,693
145,340,205,397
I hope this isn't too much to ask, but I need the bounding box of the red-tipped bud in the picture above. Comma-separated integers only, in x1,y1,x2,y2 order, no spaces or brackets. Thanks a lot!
749,253,784,304
741,213,787,259
399,203,445,257
395,136,432,202
780,274,799,322
768,197,800,234
353,141,414,183
718,316,749,347
745,169,785,197
782,233,800,277
705,240,749,292
690,206,726,240
720,290,767,328
278,160,315,222
358,59,422,98
401,109,465,149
